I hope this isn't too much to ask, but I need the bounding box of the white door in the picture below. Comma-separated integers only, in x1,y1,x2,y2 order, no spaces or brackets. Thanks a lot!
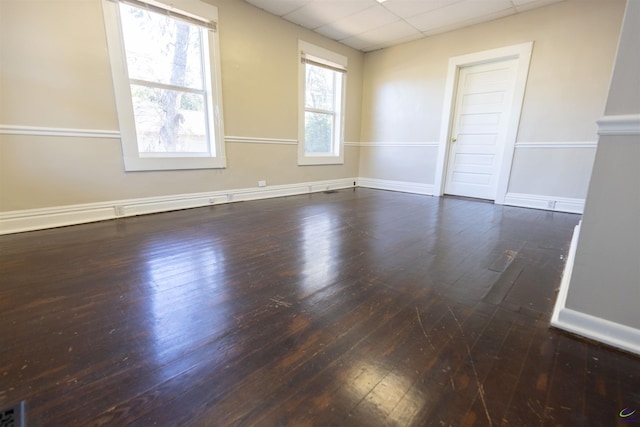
444,59,518,200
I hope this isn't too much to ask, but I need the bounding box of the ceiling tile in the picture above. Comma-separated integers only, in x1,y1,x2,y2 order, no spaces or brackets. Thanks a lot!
341,19,422,51
334,4,401,37
407,0,513,32
315,23,354,41
370,32,426,51
512,0,546,4
242,0,565,52
244,0,311,17
513,0,564,13
381,0,464,19
421,7,515,36
283,0,375,30
338,36,374,51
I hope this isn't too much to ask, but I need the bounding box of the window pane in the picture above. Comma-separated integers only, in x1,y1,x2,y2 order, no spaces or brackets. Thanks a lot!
305,64,335,111
120,4,204,90
304,111,333,153
130,84,209,154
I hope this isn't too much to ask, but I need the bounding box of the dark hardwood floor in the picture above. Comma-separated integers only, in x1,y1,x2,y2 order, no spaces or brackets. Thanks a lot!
0,188,638,426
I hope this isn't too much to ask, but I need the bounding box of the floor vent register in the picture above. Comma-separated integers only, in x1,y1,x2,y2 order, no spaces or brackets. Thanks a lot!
0,401,25,427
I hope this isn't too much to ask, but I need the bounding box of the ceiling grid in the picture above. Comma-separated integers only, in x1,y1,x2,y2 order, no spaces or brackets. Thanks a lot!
244,0,564,51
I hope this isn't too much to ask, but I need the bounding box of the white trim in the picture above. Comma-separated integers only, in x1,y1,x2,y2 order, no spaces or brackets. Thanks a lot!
299,42,348,69
357,177,434,196
551,221,581,327
515,142,598,149
434,42,534,204
118,0,217,31
225,136,297,145
552,221,640,355
358,141,597,149
547,110,640,355
358,141,440,148
2,127,598,151
301,53,347,73
0,127,358,149
504,192,585,214
0,178,357,235
102,0,226,171
0,125,121,139
0,128,296,147
297,40,347,166
552,308,640,355
551,222,640,354
597,114,640,136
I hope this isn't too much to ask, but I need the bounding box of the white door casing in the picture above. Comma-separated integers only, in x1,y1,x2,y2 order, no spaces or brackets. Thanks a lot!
434,42,534,203
444,59,518,200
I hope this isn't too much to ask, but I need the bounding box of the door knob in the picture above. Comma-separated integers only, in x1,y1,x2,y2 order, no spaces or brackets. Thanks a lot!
451,137,457,143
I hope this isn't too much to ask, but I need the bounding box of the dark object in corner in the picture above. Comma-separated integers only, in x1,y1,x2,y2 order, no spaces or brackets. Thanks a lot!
0,401,25,427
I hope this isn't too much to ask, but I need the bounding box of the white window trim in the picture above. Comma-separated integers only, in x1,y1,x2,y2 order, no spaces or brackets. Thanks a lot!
298,40,346,166
102,0,226,171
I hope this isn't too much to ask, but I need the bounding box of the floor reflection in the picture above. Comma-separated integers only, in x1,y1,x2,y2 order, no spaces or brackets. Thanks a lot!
300,208,343,291
343,360,421,424
140,235,230,369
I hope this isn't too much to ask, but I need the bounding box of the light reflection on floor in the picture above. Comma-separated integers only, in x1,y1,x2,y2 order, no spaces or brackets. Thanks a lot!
141,235,231,370
300,209,343,292
343,360,423,424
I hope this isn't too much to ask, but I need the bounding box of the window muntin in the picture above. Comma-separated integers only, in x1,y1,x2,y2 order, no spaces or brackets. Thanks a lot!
298,41,346,166
129,85,209,155
303,63,343,155
102,0,225,171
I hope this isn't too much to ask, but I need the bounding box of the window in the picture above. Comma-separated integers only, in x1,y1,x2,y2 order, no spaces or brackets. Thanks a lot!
298,41,347,166
102,0,225,171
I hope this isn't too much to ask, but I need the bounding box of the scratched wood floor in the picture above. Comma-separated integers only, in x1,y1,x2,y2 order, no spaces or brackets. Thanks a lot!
1,188,638,426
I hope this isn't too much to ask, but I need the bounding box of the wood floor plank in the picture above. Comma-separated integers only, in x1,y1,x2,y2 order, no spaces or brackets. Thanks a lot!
542,333,588,427
383,302,496,425
499,318,560,427
617,349,640,427
583,344,624,426
248,296,442,426
462,313,538,426
1,188,636,427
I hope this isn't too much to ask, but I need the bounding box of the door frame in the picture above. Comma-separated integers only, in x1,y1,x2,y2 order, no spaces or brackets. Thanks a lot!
433,42,534,203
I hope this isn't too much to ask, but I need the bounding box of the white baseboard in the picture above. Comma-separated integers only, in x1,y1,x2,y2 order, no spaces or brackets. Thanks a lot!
551,221,640,355
0,178,356,235
504,192,585,214
357,177,434,195
0,185,585,235
551,221,581,325
552,308,640,355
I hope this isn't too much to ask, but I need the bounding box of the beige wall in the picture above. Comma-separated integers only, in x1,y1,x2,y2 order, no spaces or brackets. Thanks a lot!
566,137,640,329
359,0,625,198
0,0,628,214
565,0,640,330
0,0,117,130
508,147,598,198
0,0,363,211
358,145,438,184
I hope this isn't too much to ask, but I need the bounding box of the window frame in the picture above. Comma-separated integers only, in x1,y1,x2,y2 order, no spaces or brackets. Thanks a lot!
298,41,347,166
102,0,226,171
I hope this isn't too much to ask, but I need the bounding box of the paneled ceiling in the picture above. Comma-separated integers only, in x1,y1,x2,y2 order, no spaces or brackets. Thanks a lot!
243,0,563,52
